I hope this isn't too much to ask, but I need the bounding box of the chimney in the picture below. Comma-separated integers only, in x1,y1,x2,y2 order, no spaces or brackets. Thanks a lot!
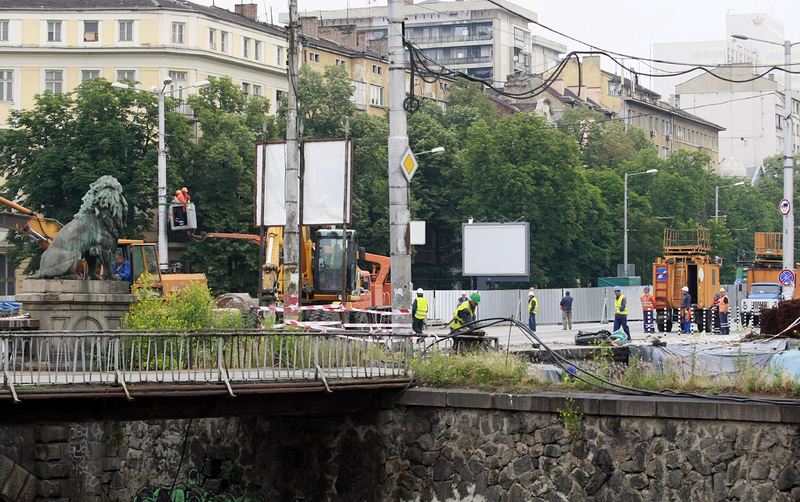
300,17,319,39
234,4,258,22
551,79,565,96
357,32,367,48
367,37,388,56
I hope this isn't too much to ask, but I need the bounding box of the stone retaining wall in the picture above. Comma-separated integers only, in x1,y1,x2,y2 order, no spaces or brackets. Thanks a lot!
2,390,800,502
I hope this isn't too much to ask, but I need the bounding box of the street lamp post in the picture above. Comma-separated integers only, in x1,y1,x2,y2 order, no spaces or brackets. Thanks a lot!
733,34,799,289
112,78,210,271
715,182,745,221
623,169,658,277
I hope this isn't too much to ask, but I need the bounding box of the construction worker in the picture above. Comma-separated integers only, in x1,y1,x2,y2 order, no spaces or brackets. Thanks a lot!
613,286,631,341
181,186,191,204
449,292,480,333
458,292,468,306
641,286,656,333
560,291,573,330
411,288,428,334
719,287,730,334
171,189,187,226
527,289,538,333
680,286,692,334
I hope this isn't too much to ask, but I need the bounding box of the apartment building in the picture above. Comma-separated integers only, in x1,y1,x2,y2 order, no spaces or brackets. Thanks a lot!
284,0,564,85
675,65,800,177
299,18,452,115
544,56,725,170
0,0,289,131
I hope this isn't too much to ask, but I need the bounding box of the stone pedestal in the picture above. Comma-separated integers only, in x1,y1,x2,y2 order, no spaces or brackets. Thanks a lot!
16,280,137,331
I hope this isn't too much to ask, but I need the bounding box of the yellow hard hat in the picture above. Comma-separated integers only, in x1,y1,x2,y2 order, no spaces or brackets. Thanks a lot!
720,287,725,292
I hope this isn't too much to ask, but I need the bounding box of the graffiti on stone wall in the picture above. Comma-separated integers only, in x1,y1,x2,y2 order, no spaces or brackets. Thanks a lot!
133,469,261,502
69,423,104,489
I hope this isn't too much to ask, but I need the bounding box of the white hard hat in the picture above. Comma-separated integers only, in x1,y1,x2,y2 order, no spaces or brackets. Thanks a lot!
528,290,534,296
461,291,467,296
682,286,689,292
416,288,423,294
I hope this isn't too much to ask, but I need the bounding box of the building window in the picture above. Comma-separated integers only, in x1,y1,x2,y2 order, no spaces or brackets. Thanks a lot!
169,71,188,114
308,52,320,63
243,37,250,58
172,23,185,44
335,59,346,67
439,82,448,91
84,21,99,42
47,21,61,42
414,77,420,86
119,21,133,42
438,100,448,112
253,85,261,97
777,114,783,130
0,255,16,297
208,29,216,50
514,27,525,47
45,70,62,93
0,21,8,41
662,146,669,158
81,70,100,81
370,84,385,107
372,64,382,75
276,46,284,65
351,80,367,110
117,70,135,81
254,41,261,60
276,90,285,108
0,71,12,101
221,32,228,52
242,83,250,99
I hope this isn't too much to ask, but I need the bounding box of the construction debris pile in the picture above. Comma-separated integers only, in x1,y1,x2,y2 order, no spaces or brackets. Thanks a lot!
759,299,800,336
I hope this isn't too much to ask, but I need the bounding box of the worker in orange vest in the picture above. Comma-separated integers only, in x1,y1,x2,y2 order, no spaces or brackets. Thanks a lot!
641,286,656,333
718,287,730,334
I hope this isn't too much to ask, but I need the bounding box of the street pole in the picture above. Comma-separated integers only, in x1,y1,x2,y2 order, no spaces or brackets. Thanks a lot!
715,185,719,222
783,39,795,298
157,87,168,272
283,0,302,321
623,172,629,277
387,0,412,327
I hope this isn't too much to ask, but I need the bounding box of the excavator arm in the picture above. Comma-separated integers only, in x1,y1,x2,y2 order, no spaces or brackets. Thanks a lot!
0,197,63,248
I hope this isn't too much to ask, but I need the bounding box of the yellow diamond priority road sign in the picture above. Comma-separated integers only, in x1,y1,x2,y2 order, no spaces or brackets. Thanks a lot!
400,148,418,182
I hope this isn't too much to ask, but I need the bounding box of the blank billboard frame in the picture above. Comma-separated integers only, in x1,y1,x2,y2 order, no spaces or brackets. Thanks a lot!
462,222,529,277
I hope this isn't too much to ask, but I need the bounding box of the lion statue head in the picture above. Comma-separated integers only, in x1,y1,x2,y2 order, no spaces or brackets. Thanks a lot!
77,175,128,239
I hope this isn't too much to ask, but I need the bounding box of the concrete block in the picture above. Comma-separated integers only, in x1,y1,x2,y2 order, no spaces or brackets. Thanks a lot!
0,454,15,486
35,426,69,444
19,445,35,463
16,474,35,502
34,462,69,480
657,399,717,420
2,465,29,501
395,389,447,407
59,479,81,498
15,428,34,444
103,457,121,472
492,394,532,411
35,445,61,462
779,406,800,424
37,480,61,498
597,396,657,417
446,390,493,409
548,393,600,416
717,402,780,423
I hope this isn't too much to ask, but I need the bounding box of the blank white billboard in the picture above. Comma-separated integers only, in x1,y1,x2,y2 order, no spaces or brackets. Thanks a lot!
255,138,353,227
462,222,529,277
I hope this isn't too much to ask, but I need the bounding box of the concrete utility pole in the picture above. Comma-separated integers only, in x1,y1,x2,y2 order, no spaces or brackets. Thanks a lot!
284,0,302,321
782,39,795,299
387,0,412,327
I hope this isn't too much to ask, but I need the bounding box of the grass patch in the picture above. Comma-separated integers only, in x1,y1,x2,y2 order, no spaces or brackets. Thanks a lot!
413,350,535,391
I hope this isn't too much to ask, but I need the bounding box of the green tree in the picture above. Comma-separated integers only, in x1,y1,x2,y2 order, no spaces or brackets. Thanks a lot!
278,64,356,139
181,76,276,294
0,78,193,272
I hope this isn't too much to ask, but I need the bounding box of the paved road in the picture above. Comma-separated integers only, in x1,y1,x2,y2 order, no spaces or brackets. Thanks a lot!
424,318,751,350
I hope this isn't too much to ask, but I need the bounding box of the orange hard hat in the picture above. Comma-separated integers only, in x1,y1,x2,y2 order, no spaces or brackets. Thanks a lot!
182,187,188,192
175,190,181,195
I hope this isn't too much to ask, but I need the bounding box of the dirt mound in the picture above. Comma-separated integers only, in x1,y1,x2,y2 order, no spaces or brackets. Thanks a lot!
759,299,800,336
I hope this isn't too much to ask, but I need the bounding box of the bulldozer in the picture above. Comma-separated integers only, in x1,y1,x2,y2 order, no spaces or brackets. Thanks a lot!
0,196,205,294
652,228,720,332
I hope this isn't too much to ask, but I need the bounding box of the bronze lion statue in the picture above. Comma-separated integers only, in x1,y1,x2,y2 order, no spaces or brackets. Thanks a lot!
29,175,128,280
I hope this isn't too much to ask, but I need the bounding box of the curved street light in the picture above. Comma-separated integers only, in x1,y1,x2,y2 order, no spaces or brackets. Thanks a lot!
715,181,745,221
112,78,210,271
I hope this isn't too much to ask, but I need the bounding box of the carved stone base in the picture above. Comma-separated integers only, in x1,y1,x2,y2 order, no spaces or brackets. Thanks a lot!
16,280,137,331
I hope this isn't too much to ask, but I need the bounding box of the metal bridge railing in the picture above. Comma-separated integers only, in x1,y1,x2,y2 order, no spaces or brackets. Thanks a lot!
0,330,423,391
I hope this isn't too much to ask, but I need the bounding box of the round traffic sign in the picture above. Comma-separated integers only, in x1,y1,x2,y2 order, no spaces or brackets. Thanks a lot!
780,269,795,286
780,198,791,216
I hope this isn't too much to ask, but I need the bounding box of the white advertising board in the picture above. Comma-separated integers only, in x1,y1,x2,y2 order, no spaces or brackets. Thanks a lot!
410,221,426,245
255,138,352,227
462,222,529,277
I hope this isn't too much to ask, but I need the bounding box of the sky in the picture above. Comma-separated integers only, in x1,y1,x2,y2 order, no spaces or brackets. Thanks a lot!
194,0,800,88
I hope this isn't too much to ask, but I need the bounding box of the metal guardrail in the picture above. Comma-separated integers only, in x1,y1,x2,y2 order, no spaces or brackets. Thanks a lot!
0,330,420,393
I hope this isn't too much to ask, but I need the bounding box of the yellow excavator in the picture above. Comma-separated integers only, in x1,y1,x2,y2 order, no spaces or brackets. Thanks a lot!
0,196,204,294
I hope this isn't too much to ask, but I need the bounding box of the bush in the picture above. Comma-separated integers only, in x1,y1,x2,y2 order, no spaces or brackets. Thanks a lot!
124,274,240,330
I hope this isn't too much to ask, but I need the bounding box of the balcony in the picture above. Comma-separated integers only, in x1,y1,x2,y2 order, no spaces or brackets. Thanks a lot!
438,55,493,66
407,33,493,45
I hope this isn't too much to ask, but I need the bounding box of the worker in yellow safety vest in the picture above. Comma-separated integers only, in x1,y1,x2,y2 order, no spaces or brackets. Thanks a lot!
527,289,538,333
718,287,730,334
449,293,480,333
412,288,428,334
613,286,631,341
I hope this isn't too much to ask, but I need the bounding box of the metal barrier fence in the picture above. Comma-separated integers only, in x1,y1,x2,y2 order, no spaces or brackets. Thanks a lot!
421,284,737,325
0,330,422,391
